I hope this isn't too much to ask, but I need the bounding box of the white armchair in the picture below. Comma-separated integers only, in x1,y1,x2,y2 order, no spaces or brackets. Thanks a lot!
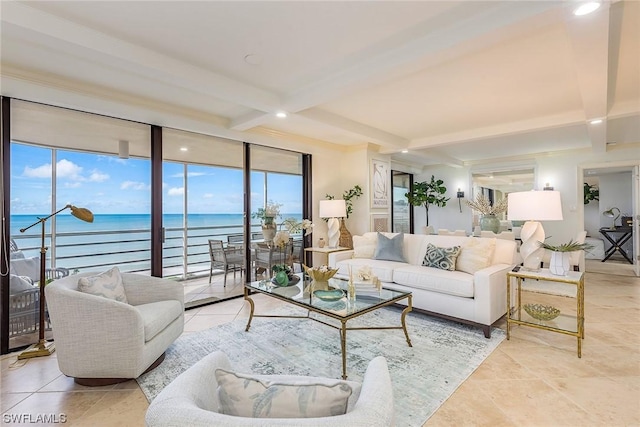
45,272,184,386
146,351,395,426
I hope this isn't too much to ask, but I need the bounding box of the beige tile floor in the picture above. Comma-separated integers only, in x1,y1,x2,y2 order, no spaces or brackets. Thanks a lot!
2,260,638,426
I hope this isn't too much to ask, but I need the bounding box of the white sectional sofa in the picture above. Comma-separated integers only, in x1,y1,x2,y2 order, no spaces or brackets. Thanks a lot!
328,232,517,338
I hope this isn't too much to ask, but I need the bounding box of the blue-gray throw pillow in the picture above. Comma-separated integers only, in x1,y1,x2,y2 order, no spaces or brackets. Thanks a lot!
373,232,406,262
423,243,461,271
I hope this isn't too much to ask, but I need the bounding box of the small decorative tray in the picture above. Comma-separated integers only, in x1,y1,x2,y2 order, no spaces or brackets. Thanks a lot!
271,274,300,287
523,303,560,321
313,289,345,301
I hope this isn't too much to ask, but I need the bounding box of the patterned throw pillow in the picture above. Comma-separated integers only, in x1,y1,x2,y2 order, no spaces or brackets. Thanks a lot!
422,243,461,271
215,369,353,418
77,266,128,303
456,238,496,274
373,232,406,262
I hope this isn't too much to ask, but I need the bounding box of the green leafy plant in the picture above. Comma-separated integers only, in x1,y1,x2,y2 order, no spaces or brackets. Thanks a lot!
583,183,599,205
405,175,449,226
326,185,363,219
539,240,593,252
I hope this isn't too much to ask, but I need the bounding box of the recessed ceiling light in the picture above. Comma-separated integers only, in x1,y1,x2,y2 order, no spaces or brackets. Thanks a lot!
401,150,409,154
590,119,603,125
275,111,287,118
574,2,600,16
180,147,188,152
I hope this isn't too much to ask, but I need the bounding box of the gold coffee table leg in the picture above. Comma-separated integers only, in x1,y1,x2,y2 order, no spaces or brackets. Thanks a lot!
401,295,413,347
340,321,347,380
244,293,255,332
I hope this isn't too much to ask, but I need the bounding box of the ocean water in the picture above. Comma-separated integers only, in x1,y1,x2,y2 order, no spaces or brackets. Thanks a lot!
9,213,302,274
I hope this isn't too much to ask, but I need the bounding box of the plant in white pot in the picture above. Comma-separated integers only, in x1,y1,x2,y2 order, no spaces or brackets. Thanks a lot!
539,240,593,276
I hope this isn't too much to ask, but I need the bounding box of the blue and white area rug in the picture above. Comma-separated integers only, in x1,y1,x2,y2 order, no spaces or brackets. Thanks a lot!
137,306,505,426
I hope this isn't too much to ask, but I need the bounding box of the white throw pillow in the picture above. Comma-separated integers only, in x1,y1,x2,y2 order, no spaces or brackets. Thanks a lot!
456,238,496,274
215,368,353,418
77,267,128,303
352,235,377,258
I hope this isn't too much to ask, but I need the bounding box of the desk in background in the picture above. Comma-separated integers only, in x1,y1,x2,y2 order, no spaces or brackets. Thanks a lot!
599,227,633,264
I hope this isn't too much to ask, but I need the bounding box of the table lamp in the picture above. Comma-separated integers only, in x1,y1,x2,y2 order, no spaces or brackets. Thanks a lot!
507,190,563,271
602,207,620,230
319,199,346,248
18,204,94,359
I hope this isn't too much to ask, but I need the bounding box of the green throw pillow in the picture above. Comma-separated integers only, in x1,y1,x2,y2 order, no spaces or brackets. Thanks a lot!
422,243,461,271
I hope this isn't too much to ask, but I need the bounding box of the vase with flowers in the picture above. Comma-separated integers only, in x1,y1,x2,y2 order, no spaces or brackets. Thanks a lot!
252,201,282,242
466,194,508,233
269,218,314,284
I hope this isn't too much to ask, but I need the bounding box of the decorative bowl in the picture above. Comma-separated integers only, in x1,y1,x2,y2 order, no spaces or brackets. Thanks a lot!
271,274,300,287
303,265,339,282
313,289,345,302
523,303,560,321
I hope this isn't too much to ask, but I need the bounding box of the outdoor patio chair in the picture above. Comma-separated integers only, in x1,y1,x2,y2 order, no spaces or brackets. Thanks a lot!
208,239,244,286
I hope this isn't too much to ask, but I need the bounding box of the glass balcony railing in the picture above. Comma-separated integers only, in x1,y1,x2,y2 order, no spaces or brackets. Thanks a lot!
11,223,264,281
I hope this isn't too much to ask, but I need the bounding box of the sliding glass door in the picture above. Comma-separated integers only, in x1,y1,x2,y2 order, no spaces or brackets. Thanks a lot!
161,129,244,306
7,100,151,351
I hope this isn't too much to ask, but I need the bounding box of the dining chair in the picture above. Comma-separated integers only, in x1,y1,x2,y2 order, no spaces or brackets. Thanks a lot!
253,240,293,278
208,239,244,286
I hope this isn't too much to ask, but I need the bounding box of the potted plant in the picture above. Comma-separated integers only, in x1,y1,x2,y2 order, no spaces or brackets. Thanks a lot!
583,183,599,205
252,200,282,241
405,176,449,227
539,240,593,276
466,194,508,233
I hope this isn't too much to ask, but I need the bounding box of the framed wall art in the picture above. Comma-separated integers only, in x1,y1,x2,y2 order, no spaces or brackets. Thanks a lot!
371,159,389,208
371,214,390,233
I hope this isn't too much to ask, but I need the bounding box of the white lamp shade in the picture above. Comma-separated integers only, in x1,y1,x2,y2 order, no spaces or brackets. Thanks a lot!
507,190,563,221
319,199,347,218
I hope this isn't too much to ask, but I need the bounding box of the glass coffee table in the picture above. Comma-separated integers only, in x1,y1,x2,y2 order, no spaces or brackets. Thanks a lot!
244,275,413,379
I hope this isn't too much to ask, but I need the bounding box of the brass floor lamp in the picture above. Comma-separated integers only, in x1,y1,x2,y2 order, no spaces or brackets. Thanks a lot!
18,204,93,359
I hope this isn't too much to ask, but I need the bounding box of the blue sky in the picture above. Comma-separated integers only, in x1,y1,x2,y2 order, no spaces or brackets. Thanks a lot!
11,143,302,215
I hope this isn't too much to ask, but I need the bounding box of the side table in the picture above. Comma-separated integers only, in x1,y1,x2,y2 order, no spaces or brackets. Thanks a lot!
599,227,633,264
506,268,585,357
304,246,350,265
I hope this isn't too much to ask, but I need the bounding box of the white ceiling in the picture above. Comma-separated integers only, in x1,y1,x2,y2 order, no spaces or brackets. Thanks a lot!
1,0,638,168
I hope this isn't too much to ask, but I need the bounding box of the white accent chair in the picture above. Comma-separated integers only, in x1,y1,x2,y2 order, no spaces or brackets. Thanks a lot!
145,351,395,427
45,272,184,386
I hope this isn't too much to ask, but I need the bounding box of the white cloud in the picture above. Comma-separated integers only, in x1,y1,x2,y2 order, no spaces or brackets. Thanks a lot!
203,193,213,198
56,159,85,181
64,182,82,188
23,163,52,178
88,170,109,182
187,172,207,177
120,181,149,190
168,187,184,196
22,159,108,185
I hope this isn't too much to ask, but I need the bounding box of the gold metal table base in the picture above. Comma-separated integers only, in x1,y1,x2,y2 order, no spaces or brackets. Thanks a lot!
18,339,55,359
506,269,584,357
244,290,412,379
